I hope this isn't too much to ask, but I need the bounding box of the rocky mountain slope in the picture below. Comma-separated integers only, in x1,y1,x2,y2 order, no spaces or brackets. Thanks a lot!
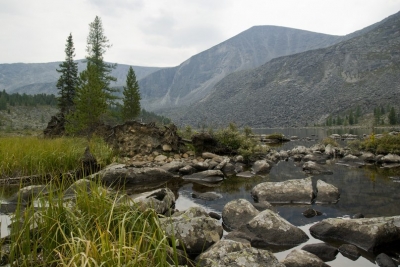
0,61,162,95
170,11,400,128
139,26,348,111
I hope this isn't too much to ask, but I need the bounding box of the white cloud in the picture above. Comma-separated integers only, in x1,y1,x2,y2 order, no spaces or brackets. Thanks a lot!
0,0,400,66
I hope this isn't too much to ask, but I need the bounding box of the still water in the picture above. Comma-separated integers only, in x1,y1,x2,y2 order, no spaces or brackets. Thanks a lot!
175,127,400,266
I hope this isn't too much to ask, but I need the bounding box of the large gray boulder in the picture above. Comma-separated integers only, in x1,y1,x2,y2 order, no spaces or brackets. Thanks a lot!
126,188,175,214
301,243,338,262
226,209,308,248
282,249,330,267
6,185,49,204
160,160,186,172
196,240,285,267
310,216,400,252
222,199,259,230
251,177,314,204
160,207,223,254
96,163,174,186
380,154,400,163
315,180,340,204
290,146,310,155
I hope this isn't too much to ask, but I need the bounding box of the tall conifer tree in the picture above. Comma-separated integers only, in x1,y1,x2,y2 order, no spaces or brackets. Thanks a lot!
66,63,107,138
56,33,78,115
86,16,118,105
122,66,141,121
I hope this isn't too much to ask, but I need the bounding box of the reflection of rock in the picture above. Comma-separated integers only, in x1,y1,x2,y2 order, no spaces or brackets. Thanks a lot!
338,244,360,260
251,177,314,204
160,207,223,254
310,216,400,252
315,180,340,204
196,240,285,267
301,243,338,262
182,170,224,184
222,199,259,230
282,249,330,267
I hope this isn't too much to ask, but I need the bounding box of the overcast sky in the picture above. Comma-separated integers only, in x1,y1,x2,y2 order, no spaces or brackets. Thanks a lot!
1,0,400,67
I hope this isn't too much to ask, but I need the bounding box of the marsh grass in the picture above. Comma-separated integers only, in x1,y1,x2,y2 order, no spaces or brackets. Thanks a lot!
0,136,114,179
8,179,180,266
348,133,400,154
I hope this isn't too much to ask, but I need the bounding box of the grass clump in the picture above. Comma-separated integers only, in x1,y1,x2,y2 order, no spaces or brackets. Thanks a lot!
0,136,114,179
348,133,400,154
321,137,340,147
214,123,267,160
8,180,179,266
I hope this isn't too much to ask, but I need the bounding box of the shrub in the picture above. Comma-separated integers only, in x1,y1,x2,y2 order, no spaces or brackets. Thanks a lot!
348,133,400,154
322,137,339,147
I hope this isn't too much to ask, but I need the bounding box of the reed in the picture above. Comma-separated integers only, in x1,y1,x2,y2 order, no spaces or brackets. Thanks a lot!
7,179,180,266
0,136,114,179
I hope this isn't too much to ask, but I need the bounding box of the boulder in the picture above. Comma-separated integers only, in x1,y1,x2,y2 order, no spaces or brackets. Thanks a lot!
244,209,309,247
324,144,337,158
303,161,333,175
302,208,323,218
196,240,285,267
291,146,310,155
282,249,330,267
202,152,220,159
375,253,397,267
342,154,360,161
310,216,400,252
381,154,400,164
182,170,224,184
251,177,314,204
160,161,186,172
251,160,271,175
360,152,376,162
279,150,289,160
310,143,326,153
222,162,236,176
252,200,273,211
127,188,175,215
193,161,210,171
303,153,326,164
315,180,340,204
160,207,223,254
222,199,259,230
236,171,255,178
179,165,196,175
338,244,360,260
96,163,174,186
63,179,95,198
192,192,222,201
301,243,338,262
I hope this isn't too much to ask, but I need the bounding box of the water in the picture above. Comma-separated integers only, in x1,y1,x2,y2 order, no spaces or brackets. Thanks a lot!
1,127,399,266
173,128,400,266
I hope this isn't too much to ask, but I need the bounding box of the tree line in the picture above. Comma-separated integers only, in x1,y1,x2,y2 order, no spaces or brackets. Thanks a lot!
57,16,149,137
0,90,57,111
325,105,399,127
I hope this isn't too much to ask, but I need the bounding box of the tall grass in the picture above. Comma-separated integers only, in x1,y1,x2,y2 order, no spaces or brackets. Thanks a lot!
8,180,180,266
0,136,114,179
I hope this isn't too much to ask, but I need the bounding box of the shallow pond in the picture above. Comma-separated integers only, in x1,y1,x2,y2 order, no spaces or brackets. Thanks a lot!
174,127,400,266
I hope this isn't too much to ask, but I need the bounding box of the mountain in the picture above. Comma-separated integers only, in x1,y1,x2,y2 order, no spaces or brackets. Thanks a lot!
170,11,400,128
139,26,349,111
0,61,162,95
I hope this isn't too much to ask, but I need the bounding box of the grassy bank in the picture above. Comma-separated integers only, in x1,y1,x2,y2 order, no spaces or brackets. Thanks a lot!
0,136,114,179
349,133,400,154
6,180,180,266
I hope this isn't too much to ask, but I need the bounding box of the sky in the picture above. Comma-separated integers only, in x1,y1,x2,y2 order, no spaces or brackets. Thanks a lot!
1,0,400,67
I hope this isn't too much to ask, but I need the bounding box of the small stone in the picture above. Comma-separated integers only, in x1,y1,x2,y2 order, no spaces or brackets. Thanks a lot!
162,144,172,152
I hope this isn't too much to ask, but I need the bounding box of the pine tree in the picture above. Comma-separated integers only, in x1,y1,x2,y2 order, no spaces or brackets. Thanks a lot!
388,107,397,125
86,16,118,105
122,66,141,121
66,63,107,138
56,33,78,115
349,110,354,125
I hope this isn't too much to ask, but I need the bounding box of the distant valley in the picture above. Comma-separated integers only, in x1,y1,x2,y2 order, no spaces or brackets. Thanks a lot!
1,11,398,128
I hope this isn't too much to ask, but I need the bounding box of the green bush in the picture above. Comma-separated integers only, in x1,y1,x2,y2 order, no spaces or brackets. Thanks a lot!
348,133,400,154
322,137,339,147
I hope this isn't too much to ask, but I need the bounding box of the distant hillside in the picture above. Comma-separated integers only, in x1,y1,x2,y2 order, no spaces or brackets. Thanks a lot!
170,11,400,128
0,61,162,95
139,26,347,111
